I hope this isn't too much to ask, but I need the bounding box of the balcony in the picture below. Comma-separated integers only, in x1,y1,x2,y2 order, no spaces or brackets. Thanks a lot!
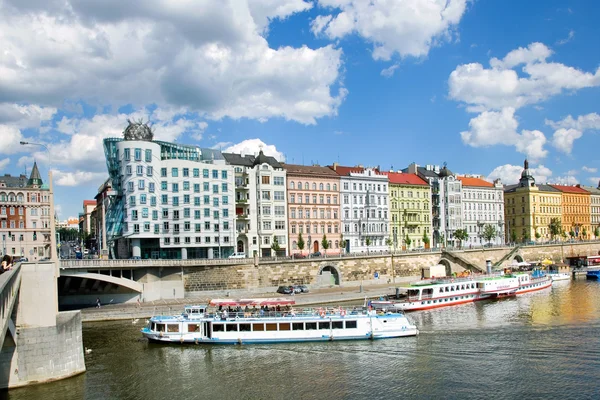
236,228,248,235
236,198,248,204
236,214,249,220
236,182,249,190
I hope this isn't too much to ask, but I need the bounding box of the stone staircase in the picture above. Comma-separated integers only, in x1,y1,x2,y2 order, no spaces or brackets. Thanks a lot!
493,245,521,268
442,250,485,273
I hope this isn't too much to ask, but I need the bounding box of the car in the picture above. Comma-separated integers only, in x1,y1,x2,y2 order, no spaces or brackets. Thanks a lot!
292,253,307,259
310,251,322,258
276,285,293,295
18,257,28,262
228,252,247,259
294,284,309,293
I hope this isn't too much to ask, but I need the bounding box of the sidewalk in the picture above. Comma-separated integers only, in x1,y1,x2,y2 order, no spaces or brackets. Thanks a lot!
80,279,417,322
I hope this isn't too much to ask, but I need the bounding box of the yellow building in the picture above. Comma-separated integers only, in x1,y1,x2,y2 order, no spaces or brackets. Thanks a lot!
504,160,563,242
386,172,431,249
550,184,591,239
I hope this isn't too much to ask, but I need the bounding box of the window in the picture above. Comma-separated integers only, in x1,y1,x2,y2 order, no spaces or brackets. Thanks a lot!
275,221,285,230
262,191,271,200
194,184,200,193
204,195,210,204
126,165,132,175
221,170,228,180
222,183,228,192
194,210,201,219
134,224,140,233
203,182,209,192
128,182,134,192
204,208,210,217
124,148,131,161
161,181,168,190
172,183,179,192
145,149,152,162
172,168,178,177
134,148,142,161
193,168,200,177
173,196,179,206
149,182,155,193
223,209,229,218
152,210,158,220
274,206,285,216
222,196,228,205
274,176,284,186
140,194,147,204
161,195,168,205
151,196,156,206
194,197,201,206
183,181,190,191
183,168,189,177
138,180,145,190
213,197,219,207
262,176,270,184
161,168,167,177
213,184,219,194
274,191,284,201
131,210,138,220
203,169,209,178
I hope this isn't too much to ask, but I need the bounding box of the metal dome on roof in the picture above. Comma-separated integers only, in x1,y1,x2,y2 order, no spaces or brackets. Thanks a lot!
438,165,453,177
252,150,271,167
123,119,154,141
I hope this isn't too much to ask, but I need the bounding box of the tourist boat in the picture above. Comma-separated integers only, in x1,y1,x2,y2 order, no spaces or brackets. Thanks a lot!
548,272,571,282
371,270,552,312
141,298,418,344
586,269,600,280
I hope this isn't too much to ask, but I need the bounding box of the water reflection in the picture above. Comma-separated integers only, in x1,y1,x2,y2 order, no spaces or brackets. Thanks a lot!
5,279,600,400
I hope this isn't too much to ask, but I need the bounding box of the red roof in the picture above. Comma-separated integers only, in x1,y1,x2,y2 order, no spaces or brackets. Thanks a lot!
457,176,494,188
328,165,365,176
83,200,96,206
384,172,428,186
549,184,590,194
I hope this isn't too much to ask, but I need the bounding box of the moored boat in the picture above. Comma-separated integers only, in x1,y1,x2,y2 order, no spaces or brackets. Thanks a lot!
586,269,600,280
141,298,418,344
549,272,571,282
371,270,552,312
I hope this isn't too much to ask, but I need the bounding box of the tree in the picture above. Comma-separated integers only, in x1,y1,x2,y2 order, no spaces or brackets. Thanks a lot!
339,235,346,253
297,232,305,252
453,229,469,249
321,234,330,253
482,224,498,244
271,236,281,256
548,218,562,240
422,232,430,248
595,226,600,239
404,235,412,248
569,230,575,239
439,233,446,248
582,228,588,240
535,230,542,240
510,230,517,244
561,230,568,240
385,238,394,250
365,237,372,253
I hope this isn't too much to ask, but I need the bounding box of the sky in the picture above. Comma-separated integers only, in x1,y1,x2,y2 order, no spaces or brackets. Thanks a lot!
1,0,600,220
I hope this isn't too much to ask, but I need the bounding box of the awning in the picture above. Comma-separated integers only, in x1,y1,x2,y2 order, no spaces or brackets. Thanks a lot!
209,298,296,307
541,259,553,265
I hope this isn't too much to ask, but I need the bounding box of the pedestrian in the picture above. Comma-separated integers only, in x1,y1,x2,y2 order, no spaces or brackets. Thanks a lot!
96,297,101,308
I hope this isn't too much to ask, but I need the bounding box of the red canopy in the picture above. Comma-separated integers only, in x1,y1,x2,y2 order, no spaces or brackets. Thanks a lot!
209,298,296,307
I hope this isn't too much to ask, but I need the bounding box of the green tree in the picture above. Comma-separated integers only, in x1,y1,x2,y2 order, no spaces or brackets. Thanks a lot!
561,230,568,240
297,232,305,252
422,232,430,247
510,230,517,243
453,229,469,249
339,235,346,253
582,228,588,239
535,230,542,240
271,236,281,256
482,224,498,244
404,235,412,248
365,237,372,253
385,238,394,250
321,234,330,253
548,218,562,240
569,230,575,238
595,226,600,239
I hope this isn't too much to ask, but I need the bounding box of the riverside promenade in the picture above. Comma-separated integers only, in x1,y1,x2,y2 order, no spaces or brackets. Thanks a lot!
80,277,419,322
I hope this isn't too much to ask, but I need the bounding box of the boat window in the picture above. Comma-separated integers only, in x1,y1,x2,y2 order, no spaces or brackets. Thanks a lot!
213,324,224,332
151,322,156,331
253,323,265,331
451,286,454,291
187,324,200,333
332,321,343,329
226,324,238,332
279,323,291,331
305,322,317,330
239,323,251,332
445,287,449,292
319,321,331,330
292,323,304,331
461,285,465,290
265,323,278,331
407,289,420,297
167,324,179,333
156,324,165,332
345,320,357,329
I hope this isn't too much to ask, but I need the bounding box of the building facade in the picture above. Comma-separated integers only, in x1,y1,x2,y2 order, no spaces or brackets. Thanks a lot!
104,123,236,259
223,151,289,257
386,172,431,250
0,163,52,260
79,200,96,235
458,176,505,246
550,184,591,239
283,164,341,255
331,164,389,253
583,182,600,239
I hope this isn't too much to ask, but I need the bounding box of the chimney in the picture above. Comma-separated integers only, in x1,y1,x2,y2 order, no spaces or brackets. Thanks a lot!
332,162,338,171
576,184,581,188
357,164,363,168
407,163,418,174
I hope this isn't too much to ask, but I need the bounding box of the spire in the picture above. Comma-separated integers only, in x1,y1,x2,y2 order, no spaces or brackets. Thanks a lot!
28,161,43,187
519,159,535,188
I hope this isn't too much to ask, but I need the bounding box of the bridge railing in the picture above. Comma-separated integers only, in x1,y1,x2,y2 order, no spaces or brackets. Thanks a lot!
1,263,22,351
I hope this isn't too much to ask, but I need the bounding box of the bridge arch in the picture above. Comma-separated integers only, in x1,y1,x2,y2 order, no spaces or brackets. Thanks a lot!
513,254,524,263
318,264,340,285
438,259,452,277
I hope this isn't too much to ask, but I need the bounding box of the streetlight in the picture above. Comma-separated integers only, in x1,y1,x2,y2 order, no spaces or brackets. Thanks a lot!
20,141,58,264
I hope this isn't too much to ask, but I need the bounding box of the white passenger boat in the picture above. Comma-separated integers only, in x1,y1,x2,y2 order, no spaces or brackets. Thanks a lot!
548,273,571,282
141,298,418,344
371,270,552,312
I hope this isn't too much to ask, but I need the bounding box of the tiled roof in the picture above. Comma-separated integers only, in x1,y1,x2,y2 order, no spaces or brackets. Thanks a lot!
83,200,96,206
581,185,600,195
282,163,339,177
0,174,29,188
457,176,494,188
538,184,561,193
222,152,282,168
383,172,428,186
549,184,590,194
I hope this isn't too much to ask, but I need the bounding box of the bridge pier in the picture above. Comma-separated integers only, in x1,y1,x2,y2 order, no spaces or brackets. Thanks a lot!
0,262,85,389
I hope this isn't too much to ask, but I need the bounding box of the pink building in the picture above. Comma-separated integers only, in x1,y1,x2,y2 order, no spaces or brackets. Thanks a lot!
282,164,341,256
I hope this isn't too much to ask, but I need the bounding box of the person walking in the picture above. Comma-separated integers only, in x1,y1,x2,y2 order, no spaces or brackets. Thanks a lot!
96,298,101,308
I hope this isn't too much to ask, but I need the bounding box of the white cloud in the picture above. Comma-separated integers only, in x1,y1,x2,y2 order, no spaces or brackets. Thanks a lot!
583,166,598,173
0,125,25,155
0,158,10,170
380,64,399,78
211,141,233,150
546,113,600,153
312,0,468,60
449,42,600,112
588,177,600,186
460,107,547,161
224,139,285,161
0,0,344,125
487,163,553,185
552,175,579,185
0,103,57,128
53,170,107,187
557,30,575,46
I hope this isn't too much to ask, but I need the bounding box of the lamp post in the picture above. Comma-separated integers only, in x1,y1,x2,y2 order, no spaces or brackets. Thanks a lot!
20,141,58,264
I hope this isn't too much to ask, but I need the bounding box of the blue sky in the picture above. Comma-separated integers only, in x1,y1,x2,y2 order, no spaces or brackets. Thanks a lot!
1,0,599,220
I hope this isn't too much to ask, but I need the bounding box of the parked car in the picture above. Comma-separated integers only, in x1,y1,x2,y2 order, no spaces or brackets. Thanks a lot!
276,286,293,295
292,253,307,259
129,256,141,260
310,251,322,258
228,252,247,259
18,257,28,262
294,284,309,293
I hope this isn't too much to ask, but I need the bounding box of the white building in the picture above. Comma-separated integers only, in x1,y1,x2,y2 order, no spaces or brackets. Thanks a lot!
103,123,235,259
458,176,505,246
406,163,463,248
223,151,288,257
331,164,390,253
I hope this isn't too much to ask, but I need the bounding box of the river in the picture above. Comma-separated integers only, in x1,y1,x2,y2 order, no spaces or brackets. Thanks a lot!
6,279,600,399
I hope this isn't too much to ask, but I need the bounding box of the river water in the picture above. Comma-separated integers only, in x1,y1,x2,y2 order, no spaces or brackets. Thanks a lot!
6,279,600,400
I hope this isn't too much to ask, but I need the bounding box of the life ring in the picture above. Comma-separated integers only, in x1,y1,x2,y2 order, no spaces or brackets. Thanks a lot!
340,309,346,317
320,311,326,318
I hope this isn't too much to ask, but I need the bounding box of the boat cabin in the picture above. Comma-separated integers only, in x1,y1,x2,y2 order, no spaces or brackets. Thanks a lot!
184,305,208,319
